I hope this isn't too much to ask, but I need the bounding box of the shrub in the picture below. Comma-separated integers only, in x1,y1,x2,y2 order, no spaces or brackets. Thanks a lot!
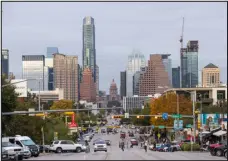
181,143,200,151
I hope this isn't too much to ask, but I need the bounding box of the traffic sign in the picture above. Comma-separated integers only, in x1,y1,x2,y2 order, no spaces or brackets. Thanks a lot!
158,125,165,129
172,114,182,118
125,113,129,118
174,120,183,130
162,113,168,120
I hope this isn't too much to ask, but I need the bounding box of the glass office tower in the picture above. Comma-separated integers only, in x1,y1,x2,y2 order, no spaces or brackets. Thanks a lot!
181,41,199,88
2,49,9,78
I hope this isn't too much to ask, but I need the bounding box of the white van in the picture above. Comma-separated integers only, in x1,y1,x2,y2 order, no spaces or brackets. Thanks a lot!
3,135,40,157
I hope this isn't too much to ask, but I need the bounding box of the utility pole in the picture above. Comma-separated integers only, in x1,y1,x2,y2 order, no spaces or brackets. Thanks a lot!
177,94,180,141
179,17,185,88
192,92,196,143
38,80,41,111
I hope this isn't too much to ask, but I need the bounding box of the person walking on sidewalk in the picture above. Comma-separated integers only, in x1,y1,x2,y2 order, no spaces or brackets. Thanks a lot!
144,140,148,152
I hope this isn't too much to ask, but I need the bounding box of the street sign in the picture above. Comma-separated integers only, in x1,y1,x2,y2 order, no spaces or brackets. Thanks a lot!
174,120,183,130
162,113,168,120
158,125,165,129
172,114,182,118
125,113,129,119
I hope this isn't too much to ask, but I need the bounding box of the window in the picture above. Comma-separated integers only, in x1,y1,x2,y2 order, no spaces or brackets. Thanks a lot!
16,141,23,147
66,141,74,145
60,141,67,144
54,141,59,144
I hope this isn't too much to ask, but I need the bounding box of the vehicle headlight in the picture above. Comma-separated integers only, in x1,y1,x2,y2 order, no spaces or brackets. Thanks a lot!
24,146,30,150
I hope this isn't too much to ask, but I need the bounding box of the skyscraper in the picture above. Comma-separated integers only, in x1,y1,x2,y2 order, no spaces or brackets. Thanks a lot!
46,47,58,90
181,40,199,88
80,67,96,102
172,66,180,88
22,55,45,91
133,67,146,96
161,54,172,86
47,47,59,58
53,53,78,101
120,71,127,99
2,49,9,78
82,16,96,82
139,54,170,96
109,79,118,101
202,63,220,87
96,65,99,96
126,50,146,97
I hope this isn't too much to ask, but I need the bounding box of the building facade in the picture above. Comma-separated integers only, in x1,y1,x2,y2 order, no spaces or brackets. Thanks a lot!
11,79,28,97
202,63,220,87
82,16,96,82
120,71,127,99
126,50,146,97
30,88,64,103
109,79,118,101
22,55,45,91
133,67,147,96
53,53,78,101
181,40,199,88
96,65,99,96
123,95,153,112
172,66,180,88
139,54,170,96
2,49,9,78
80,67,96,102
162,54,172,86
47,47,59,58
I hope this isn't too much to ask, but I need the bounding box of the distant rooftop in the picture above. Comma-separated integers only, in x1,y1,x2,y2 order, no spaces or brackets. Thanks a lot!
204,63,218,68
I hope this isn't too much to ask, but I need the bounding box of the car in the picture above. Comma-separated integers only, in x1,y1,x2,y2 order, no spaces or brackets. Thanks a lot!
224,148,227,158
130,138,138,146
209,141,226,156
1,148,10,161
214,143,227,157
170,142,181,152
38,145,50,153
49,140,85,153
3,135,39,158
105,140,111,146
101,129,106,134
2,142,24,160
129,132,134,137
94,140,107,152
131,125,136,129
120,132,126,138
93,138,103,145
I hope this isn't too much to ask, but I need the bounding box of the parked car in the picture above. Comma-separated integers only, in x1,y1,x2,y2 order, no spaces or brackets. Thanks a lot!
129,132,134,137
101,129,106,134
1,148,10,161
49,140,85,153
130,138,138,146
170,142,181,152
224,148,227,158
105,140,111,146
209,141,227,156
2,142,24,160
94,140,107,152
38,145,50,153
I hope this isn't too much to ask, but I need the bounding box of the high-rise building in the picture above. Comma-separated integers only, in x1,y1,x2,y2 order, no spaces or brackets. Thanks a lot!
45,47,58,90
161,54,172,86
133,67,147,96
172,66,180,88
181,40,199,88
22,55,45,91
80,67,96,102
96,65,99,95
109,79,118,101
53,53,78,101
139,54,170,96
120,71,127,99
47,47,59,58
202,63,220,87
2,49,9,78
82,16,96,82
126,50,146,97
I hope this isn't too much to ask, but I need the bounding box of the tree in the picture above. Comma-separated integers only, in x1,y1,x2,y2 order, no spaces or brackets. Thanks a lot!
50,100,73,118
150,93,193,127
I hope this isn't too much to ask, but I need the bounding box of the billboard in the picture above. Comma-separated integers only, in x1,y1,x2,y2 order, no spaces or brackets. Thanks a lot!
198,114,227,128
11,79,28,97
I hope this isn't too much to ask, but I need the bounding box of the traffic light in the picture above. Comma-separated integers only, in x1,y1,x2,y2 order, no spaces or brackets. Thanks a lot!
113,115,122,119
64,112,74,115
136,115,144,119
198,120,201,129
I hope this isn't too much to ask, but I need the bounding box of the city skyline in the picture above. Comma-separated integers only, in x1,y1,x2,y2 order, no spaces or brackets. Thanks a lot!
2,2,227,92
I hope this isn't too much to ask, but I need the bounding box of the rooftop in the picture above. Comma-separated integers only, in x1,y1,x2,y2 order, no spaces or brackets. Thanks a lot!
204,63,218,68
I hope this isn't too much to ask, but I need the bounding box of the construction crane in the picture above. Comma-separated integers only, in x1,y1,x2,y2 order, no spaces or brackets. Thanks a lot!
180,17,185,49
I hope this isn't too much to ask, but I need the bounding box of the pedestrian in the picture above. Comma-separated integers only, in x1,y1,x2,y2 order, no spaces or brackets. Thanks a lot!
121,140,125,151
144,140,148,152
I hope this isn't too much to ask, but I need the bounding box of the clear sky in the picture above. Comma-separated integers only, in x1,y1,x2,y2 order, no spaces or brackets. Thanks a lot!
2,2,227,93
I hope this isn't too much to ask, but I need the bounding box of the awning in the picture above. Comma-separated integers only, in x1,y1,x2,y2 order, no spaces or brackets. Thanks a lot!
213,130,227,136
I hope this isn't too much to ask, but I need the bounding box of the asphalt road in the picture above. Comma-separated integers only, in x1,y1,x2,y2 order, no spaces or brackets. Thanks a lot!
29,118,226,160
